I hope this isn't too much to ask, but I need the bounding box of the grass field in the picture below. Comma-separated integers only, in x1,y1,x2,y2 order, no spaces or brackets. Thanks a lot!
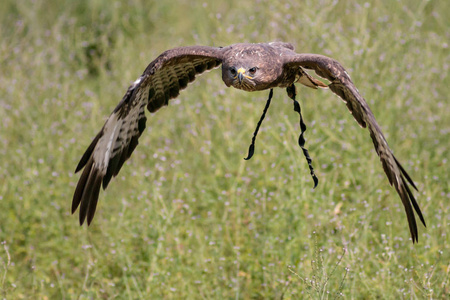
1,0,449,298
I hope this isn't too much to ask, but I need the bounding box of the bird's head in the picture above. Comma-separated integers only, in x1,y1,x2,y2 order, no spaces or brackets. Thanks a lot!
225,65,259,91
221,44,283,92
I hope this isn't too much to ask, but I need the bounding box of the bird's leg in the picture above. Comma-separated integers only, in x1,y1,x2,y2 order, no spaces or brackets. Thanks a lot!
286,84,319,188
244,88,273,160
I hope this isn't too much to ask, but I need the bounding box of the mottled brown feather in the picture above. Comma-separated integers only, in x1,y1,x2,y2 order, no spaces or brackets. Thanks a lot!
73,46,224,225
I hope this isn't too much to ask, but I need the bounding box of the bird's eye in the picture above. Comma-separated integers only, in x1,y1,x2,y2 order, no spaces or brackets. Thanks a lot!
249,67,257,75
229,67,237,76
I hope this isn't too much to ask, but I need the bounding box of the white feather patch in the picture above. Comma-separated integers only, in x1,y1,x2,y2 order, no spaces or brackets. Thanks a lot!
132,76,142,87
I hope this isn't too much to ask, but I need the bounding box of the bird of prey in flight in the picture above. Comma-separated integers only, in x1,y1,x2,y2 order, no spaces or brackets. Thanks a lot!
72,42,426,243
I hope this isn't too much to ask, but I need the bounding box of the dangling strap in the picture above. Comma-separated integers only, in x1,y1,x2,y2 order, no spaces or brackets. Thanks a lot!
287,84,319,188
244,89,273,160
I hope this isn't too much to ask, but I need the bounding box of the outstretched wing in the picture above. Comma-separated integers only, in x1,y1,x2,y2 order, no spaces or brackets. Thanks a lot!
72,46,223,225
283,53,426,243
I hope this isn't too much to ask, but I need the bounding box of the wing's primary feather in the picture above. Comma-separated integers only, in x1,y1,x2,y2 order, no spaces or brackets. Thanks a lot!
283,54,426,242
73,46,223,225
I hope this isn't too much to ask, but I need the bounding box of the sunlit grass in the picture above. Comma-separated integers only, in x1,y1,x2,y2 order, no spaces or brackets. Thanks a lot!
1,0,449,298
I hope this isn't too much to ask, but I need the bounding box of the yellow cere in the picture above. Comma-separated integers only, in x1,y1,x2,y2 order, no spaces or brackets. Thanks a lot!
237,67,253,79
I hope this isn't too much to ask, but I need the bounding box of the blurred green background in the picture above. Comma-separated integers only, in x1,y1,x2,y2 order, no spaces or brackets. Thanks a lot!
0,0,449,298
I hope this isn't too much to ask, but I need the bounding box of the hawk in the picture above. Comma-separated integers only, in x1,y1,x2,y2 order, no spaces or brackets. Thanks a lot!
72,42,426,243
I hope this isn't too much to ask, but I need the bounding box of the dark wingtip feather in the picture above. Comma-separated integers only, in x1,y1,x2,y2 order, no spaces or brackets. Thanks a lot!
78,167,102,226
403,175,426,227
72,159,94,214
391,157,425,241
87,175,102,225
75,130,103,173
394,156,418,191
396,178,420,243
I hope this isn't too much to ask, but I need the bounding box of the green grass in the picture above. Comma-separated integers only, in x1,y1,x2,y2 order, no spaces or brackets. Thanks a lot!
1,0,449,298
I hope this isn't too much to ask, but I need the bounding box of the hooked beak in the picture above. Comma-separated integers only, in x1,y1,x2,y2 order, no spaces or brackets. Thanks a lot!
237,68,246,83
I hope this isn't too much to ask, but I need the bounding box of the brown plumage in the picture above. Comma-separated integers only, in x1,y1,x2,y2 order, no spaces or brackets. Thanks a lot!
72,42,425,243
